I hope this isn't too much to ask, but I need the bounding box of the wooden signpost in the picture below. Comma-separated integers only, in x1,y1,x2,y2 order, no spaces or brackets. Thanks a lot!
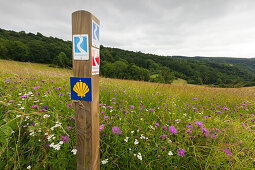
71,10,100,170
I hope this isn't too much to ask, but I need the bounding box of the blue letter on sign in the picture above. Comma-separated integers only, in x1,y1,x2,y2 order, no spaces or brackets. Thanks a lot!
70,77,92,101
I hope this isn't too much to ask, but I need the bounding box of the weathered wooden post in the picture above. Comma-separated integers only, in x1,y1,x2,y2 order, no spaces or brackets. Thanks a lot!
71,10,100,170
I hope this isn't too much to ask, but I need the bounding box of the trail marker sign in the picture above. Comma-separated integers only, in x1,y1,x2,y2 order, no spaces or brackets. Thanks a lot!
70,77,92,101
73,34,89,60
92,20,100,48
92,47,100,75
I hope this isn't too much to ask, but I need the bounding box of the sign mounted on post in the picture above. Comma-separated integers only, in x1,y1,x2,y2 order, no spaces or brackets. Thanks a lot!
92,20,100,48
73,34,89,60
70,77,92,101
92,47,100,75
72,10,100,170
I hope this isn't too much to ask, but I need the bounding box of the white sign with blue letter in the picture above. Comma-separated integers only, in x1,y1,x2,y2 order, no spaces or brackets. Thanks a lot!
73,34,89,60
92,20,100,48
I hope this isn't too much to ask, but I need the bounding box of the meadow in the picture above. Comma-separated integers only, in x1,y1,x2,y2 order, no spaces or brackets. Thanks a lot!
0,59,254,169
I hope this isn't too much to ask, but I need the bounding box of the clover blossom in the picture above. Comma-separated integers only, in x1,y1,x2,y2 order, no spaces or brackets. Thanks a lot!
169,126,177,134
177,148,186,157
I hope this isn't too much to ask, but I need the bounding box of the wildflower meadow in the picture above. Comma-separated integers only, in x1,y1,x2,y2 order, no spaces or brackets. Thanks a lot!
0,60,254,169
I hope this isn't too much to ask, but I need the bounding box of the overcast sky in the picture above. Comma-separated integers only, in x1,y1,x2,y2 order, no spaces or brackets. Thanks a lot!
0,0,255,58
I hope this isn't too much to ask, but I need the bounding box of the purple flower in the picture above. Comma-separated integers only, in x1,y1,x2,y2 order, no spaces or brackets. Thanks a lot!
34,86,40,90
130,105,135,109
204,133,209,138
162,126,166,130
204,116,209,119
223,149,232,156
212,134,217,139
186,129,191,134
242,122,245,127
67,104,72,108
150,109,155,111
201,128,208,133
67,126,72,130
40,109,46,112
177,148,186,157
8,100,14,103
155,123,160,127
217,110,222,113
162,147,166,151
21,95,28,98
186,125,194,129
195,122,204,128
57,87,61,90
104,116,108,120
99,124,105,131
160,135,164,139
169,126,177,134
140,105,144,111
51,80,55,83
112,126,122,135
32,105,38,109
44,106,48,109
61,136,69,143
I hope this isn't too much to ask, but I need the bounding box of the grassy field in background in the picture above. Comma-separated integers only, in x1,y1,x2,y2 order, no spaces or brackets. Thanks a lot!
0,59,254,169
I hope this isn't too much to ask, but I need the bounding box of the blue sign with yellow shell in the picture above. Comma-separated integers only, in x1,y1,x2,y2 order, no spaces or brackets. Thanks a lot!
70,77,92,101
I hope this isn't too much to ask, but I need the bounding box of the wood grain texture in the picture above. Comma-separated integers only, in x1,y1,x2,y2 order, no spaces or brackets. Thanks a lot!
72,10,100,170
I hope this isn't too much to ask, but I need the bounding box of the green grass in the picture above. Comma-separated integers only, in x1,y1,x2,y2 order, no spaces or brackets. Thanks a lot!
0,59,254,169
172,78,187,84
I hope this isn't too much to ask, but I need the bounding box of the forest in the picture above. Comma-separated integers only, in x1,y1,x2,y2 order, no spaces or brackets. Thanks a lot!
0,28,254,87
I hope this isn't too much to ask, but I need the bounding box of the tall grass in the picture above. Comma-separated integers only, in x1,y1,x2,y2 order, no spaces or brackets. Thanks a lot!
0,59,254,169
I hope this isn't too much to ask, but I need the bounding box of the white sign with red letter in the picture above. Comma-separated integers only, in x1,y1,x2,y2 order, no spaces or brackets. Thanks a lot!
92,47,100,75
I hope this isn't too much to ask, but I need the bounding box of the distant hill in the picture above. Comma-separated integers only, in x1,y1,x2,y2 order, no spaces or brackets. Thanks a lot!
0,28,254,87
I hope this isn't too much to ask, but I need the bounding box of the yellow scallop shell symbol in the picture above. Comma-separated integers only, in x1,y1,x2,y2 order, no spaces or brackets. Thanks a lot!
73,81,89,97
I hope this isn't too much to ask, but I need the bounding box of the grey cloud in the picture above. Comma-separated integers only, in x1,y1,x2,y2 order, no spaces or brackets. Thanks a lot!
0,0,255,57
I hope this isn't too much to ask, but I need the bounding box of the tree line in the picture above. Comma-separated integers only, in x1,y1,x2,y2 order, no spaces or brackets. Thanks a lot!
0,28,254,87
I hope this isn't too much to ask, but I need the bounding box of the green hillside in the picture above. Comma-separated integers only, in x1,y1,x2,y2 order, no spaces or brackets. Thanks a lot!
0,28,254,87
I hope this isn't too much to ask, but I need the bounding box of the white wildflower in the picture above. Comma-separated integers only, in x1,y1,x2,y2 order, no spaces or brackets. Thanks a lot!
27,165,31,169
29,131,35,136
137,152,142,160
16,115,21,118
20,107,24,110
131,131,134,133
71,148,77,155
149,125,155,130
43,114,50,118
140,134,145,140
101,159,108,164
168,151,173,156
124,137,129,142
134,139,139,145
